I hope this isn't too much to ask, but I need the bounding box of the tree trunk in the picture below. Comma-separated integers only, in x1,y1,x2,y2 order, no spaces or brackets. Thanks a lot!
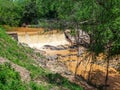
104,48,110,90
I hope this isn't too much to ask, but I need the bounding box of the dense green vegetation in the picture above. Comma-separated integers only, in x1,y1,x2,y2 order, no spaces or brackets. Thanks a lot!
0,63,27,90
0,27,83,90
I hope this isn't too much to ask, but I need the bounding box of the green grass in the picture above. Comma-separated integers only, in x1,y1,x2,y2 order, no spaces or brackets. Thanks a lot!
0,26,83,90
0,63,27,90
46,73,83,90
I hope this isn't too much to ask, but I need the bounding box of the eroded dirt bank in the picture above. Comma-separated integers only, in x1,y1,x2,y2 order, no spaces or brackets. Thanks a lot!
43,46,120,90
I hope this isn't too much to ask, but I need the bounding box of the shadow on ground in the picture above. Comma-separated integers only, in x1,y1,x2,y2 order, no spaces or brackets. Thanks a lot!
45,73,83,90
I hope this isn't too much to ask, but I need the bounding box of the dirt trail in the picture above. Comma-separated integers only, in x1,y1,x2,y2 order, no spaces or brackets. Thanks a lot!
0,57,30,82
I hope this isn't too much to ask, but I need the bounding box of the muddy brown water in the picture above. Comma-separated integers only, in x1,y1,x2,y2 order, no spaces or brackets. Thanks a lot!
8,27,120,90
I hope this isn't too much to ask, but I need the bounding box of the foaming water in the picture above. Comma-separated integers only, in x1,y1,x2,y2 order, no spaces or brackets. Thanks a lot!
18,32,69,49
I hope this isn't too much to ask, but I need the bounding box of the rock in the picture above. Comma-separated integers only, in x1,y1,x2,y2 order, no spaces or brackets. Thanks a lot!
46,55,58,60
34,49,46,54
69,45,77,49
50,47,57,50
46,61,67,73
57,45,67,50
37,58,47,67
19,42,29,47
43,45,57,50
42,45,67,50
64,71,72,75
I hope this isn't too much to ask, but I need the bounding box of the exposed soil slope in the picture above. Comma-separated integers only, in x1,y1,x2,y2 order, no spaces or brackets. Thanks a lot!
0,57,30,82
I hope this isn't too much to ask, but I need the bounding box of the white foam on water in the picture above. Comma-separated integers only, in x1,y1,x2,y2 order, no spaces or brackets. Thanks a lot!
18,33,69,50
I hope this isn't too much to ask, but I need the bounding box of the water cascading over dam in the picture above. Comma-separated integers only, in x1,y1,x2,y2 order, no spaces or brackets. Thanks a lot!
18,32,69,49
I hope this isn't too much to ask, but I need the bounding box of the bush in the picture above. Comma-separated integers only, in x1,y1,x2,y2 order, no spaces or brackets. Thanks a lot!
0,63,27,90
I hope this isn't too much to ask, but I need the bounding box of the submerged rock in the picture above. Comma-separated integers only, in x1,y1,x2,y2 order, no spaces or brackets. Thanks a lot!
34,49,46,54
42,45,57,50
46,55,58,60
19,42,29,47
42,45,67,50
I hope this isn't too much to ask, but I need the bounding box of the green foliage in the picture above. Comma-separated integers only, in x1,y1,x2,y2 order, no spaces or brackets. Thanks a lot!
0,63,27,90
30,81,54,90
46,73,83,90
70,29,76,36
85,0,120,55
0,0,24,26
20,0,38,25
54,0,120,55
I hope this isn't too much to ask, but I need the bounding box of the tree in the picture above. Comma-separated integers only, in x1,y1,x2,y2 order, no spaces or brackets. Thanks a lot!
0,0,25,26
19,0,38,25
